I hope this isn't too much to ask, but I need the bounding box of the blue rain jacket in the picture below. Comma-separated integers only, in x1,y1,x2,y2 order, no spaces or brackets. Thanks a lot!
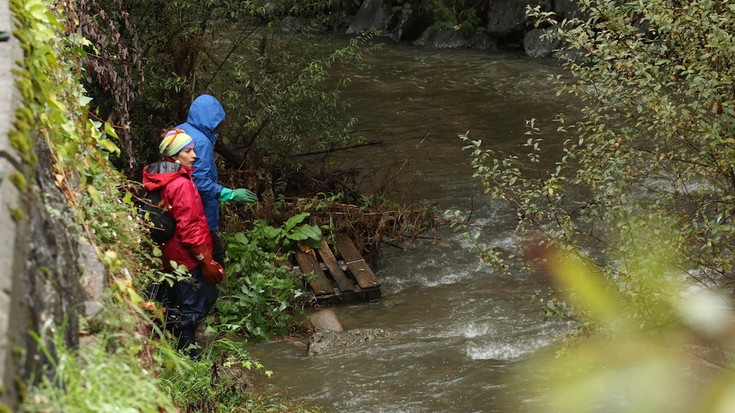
177,94,226,231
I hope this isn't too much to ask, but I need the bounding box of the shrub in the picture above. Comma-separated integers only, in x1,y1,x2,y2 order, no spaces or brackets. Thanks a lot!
213,230,309,339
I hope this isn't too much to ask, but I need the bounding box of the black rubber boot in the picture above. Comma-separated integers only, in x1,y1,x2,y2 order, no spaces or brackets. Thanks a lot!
176,328,199,359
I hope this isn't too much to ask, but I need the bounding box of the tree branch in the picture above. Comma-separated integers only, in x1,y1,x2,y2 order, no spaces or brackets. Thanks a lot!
296,139,383,157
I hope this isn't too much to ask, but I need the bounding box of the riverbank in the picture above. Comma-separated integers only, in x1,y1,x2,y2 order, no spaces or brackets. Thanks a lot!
341,0,582,58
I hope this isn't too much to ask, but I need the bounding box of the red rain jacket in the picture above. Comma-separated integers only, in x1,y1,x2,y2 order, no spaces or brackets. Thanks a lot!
142,161,213,271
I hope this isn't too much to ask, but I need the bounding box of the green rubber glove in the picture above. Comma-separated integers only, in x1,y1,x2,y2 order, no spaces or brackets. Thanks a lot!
232,188,257,203
219,187,257,203
218,187,235,202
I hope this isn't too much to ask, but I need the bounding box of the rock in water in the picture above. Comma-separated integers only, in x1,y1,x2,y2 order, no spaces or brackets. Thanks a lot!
307,328,392,356
308,309,344,332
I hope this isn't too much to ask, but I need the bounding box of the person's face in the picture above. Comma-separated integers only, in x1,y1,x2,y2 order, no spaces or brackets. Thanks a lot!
173,146,196,167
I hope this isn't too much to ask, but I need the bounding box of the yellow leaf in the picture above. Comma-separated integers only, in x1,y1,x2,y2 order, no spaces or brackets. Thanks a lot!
100,139,120,155
297,242,314,254
103,121,119,139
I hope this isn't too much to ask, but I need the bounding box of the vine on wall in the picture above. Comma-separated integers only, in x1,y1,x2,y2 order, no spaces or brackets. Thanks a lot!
11,0,146,268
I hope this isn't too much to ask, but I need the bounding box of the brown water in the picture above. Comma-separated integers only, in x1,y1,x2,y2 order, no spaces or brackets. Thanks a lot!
247,35,580,413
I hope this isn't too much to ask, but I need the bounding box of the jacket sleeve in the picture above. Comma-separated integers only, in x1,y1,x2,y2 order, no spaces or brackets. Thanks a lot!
191,137,224,203
166,179,209,248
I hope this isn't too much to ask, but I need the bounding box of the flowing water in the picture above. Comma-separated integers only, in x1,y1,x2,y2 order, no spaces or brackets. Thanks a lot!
247,36,581,413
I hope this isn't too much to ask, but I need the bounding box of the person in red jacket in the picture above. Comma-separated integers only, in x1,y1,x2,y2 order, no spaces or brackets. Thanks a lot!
142,128,225,356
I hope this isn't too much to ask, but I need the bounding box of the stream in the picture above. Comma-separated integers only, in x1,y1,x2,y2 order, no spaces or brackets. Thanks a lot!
246,35,581,413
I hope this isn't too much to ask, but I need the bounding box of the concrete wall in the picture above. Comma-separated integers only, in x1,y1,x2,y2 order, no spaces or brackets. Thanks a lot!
0,1,85,409
0,0,28,408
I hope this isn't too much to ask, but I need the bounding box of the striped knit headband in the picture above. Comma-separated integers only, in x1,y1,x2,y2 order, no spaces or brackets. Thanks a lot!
159,128,194,157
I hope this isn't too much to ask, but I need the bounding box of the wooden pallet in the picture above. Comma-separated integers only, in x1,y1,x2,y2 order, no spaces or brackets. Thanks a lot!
289,234,381,302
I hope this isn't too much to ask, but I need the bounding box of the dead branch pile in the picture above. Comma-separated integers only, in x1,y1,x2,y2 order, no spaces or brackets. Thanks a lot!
218,167,441,261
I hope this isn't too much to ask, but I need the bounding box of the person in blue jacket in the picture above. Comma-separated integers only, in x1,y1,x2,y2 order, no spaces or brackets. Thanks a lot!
177,94,257,265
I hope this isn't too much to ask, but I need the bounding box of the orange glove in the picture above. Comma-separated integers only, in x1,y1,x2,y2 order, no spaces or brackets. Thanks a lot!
191,244,225,285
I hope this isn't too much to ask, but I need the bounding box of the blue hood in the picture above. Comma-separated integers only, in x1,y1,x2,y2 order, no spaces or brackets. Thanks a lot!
186,94,226,143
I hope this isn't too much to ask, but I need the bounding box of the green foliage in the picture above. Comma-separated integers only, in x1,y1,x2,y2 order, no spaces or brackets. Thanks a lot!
11,0,151,283
251,212,323,252
449,123,566,274
12,0,321,412
213,231,307,340
537,0,735,290
465,0,735,318
9,172,27,190
22,340,176,412
296,192,345,212
215,31,373,171
461,1,735,410
80,0,371,175
158,338,275,412
20,294,311,413
21,307,178,413
389,0,488,34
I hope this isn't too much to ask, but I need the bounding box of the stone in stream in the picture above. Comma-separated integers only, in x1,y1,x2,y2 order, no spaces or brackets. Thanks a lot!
308,328,393,356
305,305,393,356
308,308,345,332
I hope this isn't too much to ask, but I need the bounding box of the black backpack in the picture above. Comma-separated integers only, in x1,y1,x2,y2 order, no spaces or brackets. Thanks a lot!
137,160,181,244
138,189,176,244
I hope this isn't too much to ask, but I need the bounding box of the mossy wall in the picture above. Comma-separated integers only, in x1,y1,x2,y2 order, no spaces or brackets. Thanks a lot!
0,0,84,409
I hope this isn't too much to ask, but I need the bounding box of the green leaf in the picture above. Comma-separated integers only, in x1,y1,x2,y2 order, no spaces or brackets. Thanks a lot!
103,121,119,139
298,224,322,241
288,227,310,241
99,139,120,155
86,185,101,204
284,212,310,231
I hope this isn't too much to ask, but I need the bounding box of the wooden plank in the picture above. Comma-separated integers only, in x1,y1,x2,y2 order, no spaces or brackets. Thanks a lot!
294,251,334,295
334,233,380,289
317,238,355,293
